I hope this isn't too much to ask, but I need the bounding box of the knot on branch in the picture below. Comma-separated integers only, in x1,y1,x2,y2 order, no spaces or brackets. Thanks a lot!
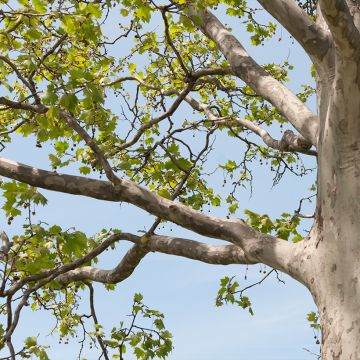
279,130,313,152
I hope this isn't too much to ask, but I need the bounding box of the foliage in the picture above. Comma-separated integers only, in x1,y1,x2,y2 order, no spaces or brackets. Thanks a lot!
244,210,303,242
215,275,254,315
102,293,173,360
0,0,318,358
307,311,321,330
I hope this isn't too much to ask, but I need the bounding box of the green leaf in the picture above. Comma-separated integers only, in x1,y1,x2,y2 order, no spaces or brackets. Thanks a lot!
79,166,91,175
128,63,137,74
54,141,69,155
63,231,88,256
25,336,37,348
32,0,47,13
135,3,151,22
49,225,62,234
120,8,129,16
25,28,42,40
60,93,78,112
134,293,143,302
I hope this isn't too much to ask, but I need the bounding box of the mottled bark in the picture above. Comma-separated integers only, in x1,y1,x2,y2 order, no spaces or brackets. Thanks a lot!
319,0,360,57
297,3,360,357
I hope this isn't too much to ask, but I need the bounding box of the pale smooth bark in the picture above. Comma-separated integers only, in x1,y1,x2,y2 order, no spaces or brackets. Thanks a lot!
313,54,360,358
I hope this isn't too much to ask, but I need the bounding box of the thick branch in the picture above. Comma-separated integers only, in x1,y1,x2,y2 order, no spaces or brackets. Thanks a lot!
258,0,331,64
57,233,256,285
0,156,297,276
187,6,319,145
319,0,360,57
135,234,255,265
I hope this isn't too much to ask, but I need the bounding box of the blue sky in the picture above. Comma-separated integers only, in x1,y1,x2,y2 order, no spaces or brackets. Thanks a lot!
0,2,321,359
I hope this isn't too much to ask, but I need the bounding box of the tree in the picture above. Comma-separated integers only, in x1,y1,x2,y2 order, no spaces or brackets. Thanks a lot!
0,0,358,358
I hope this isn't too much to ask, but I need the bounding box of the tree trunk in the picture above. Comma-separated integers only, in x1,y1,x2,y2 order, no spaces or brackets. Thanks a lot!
308,216,360,360
306,31,360,356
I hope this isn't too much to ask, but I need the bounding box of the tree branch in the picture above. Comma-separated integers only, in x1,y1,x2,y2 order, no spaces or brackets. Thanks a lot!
258,0,331,65
181,93,316,155
186,6,319,145
103,66,233,89
319,0,360,57
57,244,148,285
0,97,44,113
107,76,315,155
113,82,195,151
60,111,120,185
56,233,256,285
134,234,255,265
29,33,67,80
87,283,110,360
0,156,298,277
0,56,40,103
2,232,124,297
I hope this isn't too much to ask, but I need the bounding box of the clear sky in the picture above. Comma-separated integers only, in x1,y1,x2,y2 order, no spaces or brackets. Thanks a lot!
0,1,320,359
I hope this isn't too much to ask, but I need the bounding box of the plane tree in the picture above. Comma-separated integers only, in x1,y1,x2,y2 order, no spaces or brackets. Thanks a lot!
0,0,358,359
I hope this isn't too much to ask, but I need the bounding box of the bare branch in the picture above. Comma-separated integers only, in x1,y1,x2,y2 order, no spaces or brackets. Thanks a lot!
133,234,255,265
87,283,110,360
107,75,315,155
114,82,195,151
161,7,190,75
